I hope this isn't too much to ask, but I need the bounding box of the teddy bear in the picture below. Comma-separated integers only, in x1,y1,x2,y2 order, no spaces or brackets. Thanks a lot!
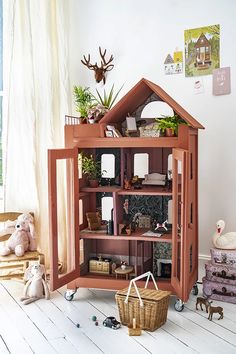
0,213,37,257
20,263,50,305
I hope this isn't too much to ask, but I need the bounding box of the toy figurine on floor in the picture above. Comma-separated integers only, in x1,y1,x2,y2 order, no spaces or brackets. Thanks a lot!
20,263,50,305
196,296,211,313
208,302,223,321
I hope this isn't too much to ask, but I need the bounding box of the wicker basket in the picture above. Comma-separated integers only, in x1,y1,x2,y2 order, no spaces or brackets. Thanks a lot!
115,271,171,332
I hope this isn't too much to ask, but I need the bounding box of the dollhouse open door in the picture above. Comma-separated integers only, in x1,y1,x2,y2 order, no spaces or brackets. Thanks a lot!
171,148,189,302
48,148,80,291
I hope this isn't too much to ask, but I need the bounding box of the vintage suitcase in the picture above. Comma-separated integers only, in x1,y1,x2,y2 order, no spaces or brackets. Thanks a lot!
205,261,236,285
89,258,111,274
202,276,236,304
210,248,236,268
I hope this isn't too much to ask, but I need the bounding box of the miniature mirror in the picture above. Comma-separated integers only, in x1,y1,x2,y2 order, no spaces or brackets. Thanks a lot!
134,153,149,178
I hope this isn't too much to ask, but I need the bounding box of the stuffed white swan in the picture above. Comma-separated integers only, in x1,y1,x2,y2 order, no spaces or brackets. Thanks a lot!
213,220,236,249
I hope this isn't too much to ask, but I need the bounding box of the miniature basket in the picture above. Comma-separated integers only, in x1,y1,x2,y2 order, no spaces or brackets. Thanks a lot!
115,271,171,332
128,324,141,336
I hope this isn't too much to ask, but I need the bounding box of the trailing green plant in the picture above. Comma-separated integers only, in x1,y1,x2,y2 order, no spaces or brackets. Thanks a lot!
81,153,105,180
73,86,94,118
155,114,187,135
93,84,123,109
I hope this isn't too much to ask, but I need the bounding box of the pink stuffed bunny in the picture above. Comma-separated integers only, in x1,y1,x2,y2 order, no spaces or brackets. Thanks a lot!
0,213,37,257
17,213,37,251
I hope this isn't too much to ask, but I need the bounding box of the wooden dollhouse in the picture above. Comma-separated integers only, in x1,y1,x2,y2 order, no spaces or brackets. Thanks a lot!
48,78,204,311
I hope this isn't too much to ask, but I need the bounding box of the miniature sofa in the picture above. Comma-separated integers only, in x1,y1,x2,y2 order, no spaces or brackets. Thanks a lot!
142,173,166,186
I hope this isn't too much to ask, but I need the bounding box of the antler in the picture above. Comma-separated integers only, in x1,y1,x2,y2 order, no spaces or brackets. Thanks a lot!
99,47,114,72
81,54,98,71
81,48,114,84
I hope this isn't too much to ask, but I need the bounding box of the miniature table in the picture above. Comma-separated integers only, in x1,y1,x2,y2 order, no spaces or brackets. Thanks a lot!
115,266,134,280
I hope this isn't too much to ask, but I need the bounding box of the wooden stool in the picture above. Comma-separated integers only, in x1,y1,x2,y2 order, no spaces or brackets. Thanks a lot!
115,266,134,280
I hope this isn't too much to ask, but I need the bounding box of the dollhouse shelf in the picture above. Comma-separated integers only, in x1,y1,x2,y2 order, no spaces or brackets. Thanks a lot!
80,229,175,243
73,136,179,149
80,186,121,193
117,186,172,196
80,186,173,196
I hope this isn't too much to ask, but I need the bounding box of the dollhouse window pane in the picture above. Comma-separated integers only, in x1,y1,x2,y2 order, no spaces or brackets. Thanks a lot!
78,153,82,179
168,154,181,173
102,196,113,221
168,199,172,224
141,101,174,119
134,153,149,178
101,154,115,178
79,199,83,225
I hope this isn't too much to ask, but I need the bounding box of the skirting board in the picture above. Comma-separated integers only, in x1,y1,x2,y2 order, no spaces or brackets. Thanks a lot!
199,254,211,261
198,254,211,282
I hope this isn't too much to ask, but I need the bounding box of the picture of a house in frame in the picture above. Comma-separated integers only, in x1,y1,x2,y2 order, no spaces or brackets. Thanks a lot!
184,24,220,77
164,51,183,75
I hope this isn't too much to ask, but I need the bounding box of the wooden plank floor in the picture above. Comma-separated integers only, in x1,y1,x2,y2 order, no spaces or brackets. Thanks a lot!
0,280,235,354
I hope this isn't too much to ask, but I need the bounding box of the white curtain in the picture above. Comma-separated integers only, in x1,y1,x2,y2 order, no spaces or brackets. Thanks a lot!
3,0,71,267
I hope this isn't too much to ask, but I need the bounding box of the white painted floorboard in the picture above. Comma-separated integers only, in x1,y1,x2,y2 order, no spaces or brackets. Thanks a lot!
0,280,235,354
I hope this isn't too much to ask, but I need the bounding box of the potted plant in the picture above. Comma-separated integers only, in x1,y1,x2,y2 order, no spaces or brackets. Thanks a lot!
81,153,105,187
90,84,123,122
73,86,94,123
88,104,108,124
155,114,187,137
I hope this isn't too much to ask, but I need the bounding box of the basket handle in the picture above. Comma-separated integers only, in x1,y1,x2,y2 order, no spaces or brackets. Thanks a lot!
124,271,158,307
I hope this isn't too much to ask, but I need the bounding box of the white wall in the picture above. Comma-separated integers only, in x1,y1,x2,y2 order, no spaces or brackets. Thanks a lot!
68,0,236,258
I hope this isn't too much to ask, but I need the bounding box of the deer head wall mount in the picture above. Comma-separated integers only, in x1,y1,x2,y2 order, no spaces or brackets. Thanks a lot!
81,47,114,84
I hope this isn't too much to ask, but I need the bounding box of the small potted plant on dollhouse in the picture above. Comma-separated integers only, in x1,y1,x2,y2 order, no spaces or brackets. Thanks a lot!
73,85,94,123
155,113,187,137
81,153,105,187
86,84,123,123
87,104,108,124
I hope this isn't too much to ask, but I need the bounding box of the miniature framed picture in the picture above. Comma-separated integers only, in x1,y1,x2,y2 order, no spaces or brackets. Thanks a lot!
126,116,137,131
105,130,113,137
213,67,231,96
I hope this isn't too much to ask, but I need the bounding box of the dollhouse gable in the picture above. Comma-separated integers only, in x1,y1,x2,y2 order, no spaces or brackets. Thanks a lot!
100,78,204,129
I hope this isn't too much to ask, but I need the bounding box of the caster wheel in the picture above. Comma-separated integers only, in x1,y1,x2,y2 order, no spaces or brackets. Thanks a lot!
174,299,184,312
192,284,199,296
64,289,77,301
103,322,106,327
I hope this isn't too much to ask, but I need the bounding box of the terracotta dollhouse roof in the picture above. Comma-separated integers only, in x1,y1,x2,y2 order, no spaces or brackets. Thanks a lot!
100,78,204,129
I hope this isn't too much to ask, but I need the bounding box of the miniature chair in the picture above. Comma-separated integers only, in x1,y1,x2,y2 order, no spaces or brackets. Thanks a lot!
0,212,45,280
86,212,101,230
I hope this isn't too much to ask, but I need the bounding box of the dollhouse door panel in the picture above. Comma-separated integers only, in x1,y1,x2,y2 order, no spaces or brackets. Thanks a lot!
171,148,189,301
48,148,80,291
